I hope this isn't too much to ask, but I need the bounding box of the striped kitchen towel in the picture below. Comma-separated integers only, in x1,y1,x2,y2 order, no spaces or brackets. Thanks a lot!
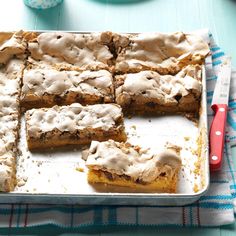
0,31,236,231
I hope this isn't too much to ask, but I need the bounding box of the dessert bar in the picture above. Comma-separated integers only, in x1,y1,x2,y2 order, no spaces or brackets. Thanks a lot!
0,60,23,191
113,32,209,74
21,67,114,109
115,65,202,114
0,152,16,192
0,31,26,64
25,103,127,150
86,140,182,193
27,32,114,71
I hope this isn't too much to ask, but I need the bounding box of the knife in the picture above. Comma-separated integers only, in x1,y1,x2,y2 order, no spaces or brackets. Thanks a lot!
210,57,232,171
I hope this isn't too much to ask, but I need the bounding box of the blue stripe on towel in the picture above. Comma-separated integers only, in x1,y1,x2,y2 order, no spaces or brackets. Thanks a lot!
212,52,225,59
230,185,236,190
189,207,193,226
211,46,220,52
207,75,217,81
93,207,103,225
227,113,236,131
200,195,233,200
225,145,236,185
213,60,222,66
108,206,117,224
196,202,233,209
16,204,22,227
207,91,214,97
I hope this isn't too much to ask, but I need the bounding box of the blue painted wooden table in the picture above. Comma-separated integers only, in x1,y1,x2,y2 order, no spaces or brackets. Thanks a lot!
1,0,236,235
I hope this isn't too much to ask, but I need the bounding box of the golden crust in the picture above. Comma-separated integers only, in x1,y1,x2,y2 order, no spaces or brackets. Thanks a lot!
88,169,179,193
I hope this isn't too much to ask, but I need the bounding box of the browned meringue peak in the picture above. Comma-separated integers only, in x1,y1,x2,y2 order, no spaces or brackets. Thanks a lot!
0,31,27,64
113,32,210,74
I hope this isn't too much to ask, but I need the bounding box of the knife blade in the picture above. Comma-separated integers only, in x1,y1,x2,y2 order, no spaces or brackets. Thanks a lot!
210,56,232,171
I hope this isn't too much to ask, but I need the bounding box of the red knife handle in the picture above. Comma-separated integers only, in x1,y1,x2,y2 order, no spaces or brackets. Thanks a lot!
209,104,228,171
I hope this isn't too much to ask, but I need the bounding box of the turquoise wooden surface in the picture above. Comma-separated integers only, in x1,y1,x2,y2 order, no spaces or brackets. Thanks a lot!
1,0,236,235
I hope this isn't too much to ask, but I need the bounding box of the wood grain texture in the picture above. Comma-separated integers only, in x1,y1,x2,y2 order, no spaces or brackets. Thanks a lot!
0,0,235,235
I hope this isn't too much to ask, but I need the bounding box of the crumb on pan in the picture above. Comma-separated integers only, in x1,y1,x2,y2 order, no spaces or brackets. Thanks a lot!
193,184,199,193
184,113,199,124
17,178,27,187
76,167,84,172
184,136,190,141
81,150,89,161
165,142,182,155
194,161,201,175
37,161,43,167
190,148,198,156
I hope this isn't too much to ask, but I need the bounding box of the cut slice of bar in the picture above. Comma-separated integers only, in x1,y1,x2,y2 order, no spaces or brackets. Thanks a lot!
113,32,209,74
115,65,202,114
0,59,23,156
27,31,114,71
0,111,19,192
0,96,19,117
0,152,16,192
86,140,182,193
0,78,20,97
0,97,20,193
0,112,19,156
25,103,127,150
0,31,27,64
21,67,114,109
0,58,24,81
0,59,24,104
0,58,24,192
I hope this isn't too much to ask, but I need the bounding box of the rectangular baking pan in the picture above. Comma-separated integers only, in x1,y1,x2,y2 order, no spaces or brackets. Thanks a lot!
0,31,210,206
